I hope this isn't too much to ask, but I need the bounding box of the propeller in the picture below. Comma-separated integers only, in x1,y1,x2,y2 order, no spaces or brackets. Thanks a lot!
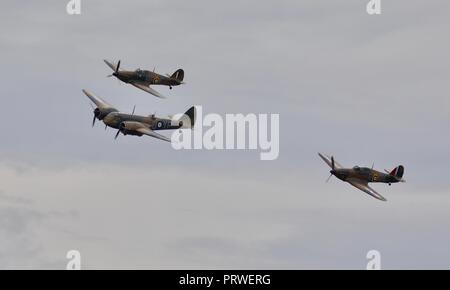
92,108,100,127
326,156,335,182
116,60,121,73
107,60,121,78
132,105,136,116
114,129,121,140
115,122,125,140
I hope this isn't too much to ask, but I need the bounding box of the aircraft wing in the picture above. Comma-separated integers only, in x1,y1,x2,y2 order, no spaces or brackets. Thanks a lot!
104,59,119,71
82,89,116,110
318,153,343,169
135,127,171,143
131,83,167,99
346,178,387,202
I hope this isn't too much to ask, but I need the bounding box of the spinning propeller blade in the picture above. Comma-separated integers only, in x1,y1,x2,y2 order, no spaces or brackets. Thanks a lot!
116,60,121,72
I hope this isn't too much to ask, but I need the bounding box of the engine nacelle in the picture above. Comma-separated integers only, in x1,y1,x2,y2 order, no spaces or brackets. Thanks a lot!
94,107,117,120
119,121,147,137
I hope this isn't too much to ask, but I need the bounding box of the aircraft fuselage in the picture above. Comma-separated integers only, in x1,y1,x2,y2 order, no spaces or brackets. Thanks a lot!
102,112,183,131
331,167,399,184
113,70,181,87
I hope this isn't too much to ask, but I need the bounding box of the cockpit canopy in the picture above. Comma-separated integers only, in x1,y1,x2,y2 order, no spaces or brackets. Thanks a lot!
135,68,147,80
353,166,361,171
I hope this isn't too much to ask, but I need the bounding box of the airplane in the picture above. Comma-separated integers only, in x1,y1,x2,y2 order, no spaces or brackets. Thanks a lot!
318,153,405,201
104,59,185,99
82,89,195,143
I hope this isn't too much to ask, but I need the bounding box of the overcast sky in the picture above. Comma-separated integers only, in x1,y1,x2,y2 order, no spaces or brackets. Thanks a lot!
1,0,450,269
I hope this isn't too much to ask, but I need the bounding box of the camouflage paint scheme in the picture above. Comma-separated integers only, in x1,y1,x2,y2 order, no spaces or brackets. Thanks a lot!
83,89,195,142
318,153,405,201
104,60,184,99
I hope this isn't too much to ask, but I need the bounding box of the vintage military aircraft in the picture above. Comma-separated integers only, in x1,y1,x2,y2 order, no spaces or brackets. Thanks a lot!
83,89,195,143
318,153,405,201
104,59,184,99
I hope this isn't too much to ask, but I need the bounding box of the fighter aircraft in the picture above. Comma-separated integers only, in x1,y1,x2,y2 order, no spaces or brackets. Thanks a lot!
318,153,405,201
104,59,184,99
82,89,195,143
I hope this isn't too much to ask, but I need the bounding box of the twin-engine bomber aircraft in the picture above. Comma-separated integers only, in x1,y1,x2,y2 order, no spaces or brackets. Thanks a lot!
83,89,195,143
318,153,405,201
104,59,184,99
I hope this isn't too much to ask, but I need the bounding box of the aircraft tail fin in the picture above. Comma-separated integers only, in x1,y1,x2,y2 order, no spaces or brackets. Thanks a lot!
177,106,196,129
170,69,184,82
389,165,404,179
